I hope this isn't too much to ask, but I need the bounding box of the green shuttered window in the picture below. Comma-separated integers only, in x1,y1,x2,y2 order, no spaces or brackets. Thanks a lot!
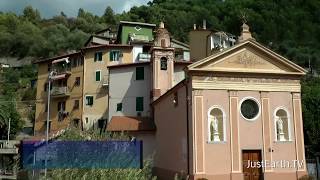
136,97,143,111
136,67,144,80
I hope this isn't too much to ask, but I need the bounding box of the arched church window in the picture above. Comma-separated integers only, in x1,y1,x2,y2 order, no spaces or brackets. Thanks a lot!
274,108,291,141
160,57,167,70
208,106,226,142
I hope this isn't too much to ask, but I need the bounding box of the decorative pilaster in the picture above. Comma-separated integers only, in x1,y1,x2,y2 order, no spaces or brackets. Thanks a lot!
260,92,273,172
292,93,307,173
229,91,241,173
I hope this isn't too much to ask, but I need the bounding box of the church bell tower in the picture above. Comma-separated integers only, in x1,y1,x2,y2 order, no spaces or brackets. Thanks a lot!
151,22,175,101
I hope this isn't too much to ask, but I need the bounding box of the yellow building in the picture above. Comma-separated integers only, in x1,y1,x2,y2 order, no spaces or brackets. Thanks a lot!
33,44,133,135
33,52,84,135
81,44,133,130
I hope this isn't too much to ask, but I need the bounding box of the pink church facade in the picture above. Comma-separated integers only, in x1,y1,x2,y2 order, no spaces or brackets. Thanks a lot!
152,25,307,180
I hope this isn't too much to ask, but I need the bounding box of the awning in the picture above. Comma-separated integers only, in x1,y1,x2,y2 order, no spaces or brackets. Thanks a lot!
51,74,66,80
52,57,69,64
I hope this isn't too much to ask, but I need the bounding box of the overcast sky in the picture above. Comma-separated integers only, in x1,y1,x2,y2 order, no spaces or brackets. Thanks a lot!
0,0,150,18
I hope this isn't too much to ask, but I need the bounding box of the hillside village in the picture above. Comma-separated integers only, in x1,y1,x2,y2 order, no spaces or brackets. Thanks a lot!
1,1,320,180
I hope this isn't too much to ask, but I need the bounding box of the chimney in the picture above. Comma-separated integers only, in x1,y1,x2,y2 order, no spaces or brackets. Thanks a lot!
193,24,197,30
203,20,206,30
238,23,254,43
159,21,164,28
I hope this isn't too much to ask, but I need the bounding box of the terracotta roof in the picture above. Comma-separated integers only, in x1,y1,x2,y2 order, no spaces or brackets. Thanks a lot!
106,116,156,132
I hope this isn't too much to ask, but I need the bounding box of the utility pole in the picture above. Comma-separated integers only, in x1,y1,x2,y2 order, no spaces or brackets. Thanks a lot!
45,71,54,177
7,118,10,144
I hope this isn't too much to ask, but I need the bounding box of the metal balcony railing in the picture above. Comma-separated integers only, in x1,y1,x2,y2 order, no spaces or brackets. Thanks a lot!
51,86,70,97
138,53,151,61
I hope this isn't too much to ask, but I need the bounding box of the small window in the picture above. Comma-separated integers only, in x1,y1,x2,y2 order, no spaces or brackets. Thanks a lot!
75,77,80,86
48,64,52,72
44,121,51,132
110,50,121,61
173,92,178,106
44,83,52,92
74,100,79,109
95,71,101,81
136,97,144,111
160,57,167,70
136,67,144,80
86,96,93,106
85,117,89,124
45,103,48,112
117,103,122,111
73,118,80,128
44,83,47,92
94,52,103,62
58,101,66,111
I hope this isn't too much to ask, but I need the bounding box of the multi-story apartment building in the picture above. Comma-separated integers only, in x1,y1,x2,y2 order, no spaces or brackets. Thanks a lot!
33,21,189,135
34,52,84,134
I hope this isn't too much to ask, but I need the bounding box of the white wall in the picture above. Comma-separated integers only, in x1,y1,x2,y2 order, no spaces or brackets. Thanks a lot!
132,45,143,62
174,65,186,86
108,65,151,120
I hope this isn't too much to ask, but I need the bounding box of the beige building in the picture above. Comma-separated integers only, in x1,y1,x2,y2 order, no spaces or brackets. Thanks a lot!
81,44,133,130
34,52,84,134
152,24,307,180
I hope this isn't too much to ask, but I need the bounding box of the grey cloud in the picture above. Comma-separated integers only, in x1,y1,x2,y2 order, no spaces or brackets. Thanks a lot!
0,0,149,18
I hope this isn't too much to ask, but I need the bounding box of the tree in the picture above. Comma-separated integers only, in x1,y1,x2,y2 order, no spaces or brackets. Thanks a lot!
22,6,41,24
301,76,320,155
102,6,116,25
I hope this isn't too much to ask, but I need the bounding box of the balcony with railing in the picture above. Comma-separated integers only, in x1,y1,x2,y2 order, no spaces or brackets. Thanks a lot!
51,86,70,98
138,53,151,61
0,140,18,179
51,58,72,80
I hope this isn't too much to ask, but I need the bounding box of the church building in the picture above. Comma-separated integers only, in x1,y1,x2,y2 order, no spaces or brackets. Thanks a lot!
151,23,307,180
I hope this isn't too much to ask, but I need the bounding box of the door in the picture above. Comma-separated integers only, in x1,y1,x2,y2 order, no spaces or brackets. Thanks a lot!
242,150,263,180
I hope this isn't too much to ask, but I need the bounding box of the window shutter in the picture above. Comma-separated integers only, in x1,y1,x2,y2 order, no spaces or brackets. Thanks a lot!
136,67,144,80
117,103,122,111
99,52,102,61
96,71,101,81
136,97,143,111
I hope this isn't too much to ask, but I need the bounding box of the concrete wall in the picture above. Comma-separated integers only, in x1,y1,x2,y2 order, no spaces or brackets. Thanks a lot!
108,65,151,120
154,84,188,179
174,65,186,86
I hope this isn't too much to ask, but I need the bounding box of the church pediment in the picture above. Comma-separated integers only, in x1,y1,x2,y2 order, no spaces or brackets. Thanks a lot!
188,40,307,75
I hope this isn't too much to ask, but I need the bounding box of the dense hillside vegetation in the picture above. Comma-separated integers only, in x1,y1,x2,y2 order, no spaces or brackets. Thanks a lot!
1,0,320,70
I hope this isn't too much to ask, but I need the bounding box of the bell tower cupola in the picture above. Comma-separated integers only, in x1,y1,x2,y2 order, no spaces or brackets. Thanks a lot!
151,22,175,100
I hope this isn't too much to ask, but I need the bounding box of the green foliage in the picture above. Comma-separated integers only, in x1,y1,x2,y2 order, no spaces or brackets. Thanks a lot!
42,128,157,180
0,1,319,70
301,76,320,155
0,98,24,139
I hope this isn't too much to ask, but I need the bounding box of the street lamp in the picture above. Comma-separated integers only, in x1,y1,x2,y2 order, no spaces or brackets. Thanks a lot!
44,70,56,177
